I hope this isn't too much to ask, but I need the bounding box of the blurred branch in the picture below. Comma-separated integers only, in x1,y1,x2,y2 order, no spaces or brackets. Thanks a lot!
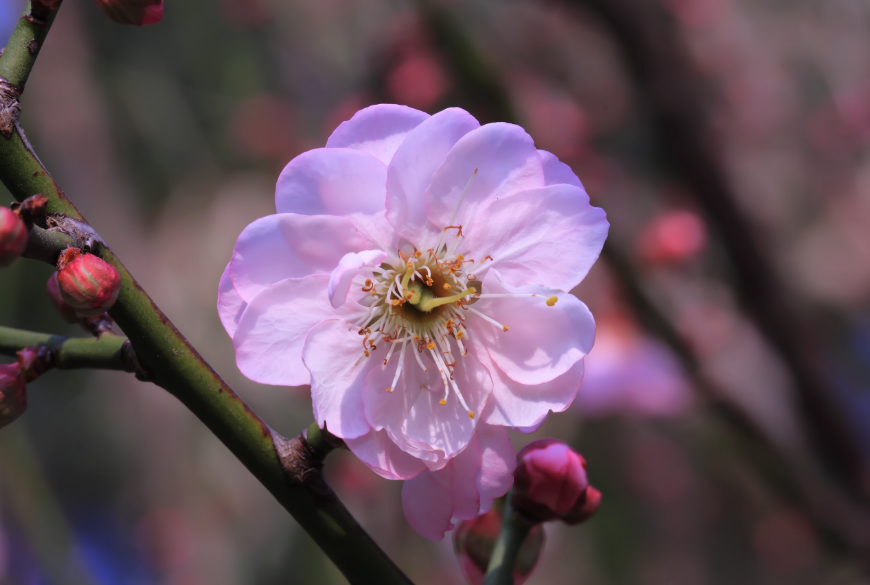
0,325,138,373
418,0,870,562
482,498,531,585
558,0,864,494
0,4,413,583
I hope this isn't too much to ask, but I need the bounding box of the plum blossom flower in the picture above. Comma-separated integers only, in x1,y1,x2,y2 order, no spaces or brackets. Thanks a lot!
218,105,608,539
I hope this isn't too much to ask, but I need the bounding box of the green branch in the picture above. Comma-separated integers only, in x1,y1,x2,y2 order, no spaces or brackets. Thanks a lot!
0,4,412,583
482,499,532,585
0,325,133,371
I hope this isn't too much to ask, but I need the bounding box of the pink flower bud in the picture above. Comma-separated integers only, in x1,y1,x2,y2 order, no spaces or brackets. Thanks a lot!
512,439,589,522
0,364,27,430
56,252,121,316
562,485,602,526
95,0,163,26
453,506,545,585
46,272,81,324
0,207,28,268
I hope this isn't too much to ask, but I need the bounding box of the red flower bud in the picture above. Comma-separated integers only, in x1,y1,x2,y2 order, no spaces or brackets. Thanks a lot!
561,485,602,526
0,364,27,430
56,252,121,316
46,272,81,323
95,0,163,26
453,506,545,585
0,207,28,268
512,439,589,522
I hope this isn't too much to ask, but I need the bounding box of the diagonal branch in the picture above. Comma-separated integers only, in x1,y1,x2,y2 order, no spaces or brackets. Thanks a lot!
0,3,412,583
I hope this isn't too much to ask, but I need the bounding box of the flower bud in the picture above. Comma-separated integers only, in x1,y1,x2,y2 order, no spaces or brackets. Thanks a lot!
46,272,81,324
453,506,545,585
0,364,27,430
0,207,28,268
512,439,589,522
56,252,121,316
95,0,163,26
562,486,602,526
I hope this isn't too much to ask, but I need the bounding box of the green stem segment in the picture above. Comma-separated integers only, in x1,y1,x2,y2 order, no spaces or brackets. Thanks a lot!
483,499,533,585
0,5,412,584
0,325,131,371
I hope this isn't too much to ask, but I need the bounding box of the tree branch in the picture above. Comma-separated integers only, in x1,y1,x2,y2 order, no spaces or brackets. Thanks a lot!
482,498,532,585
0,325,135,372
0,4,412,583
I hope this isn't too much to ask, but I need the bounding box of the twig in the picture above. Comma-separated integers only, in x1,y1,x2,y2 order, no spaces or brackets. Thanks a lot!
0,4,412,583
482,498,532,585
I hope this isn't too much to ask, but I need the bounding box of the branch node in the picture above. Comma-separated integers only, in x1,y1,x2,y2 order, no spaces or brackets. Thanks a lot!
46,213,105,252
121,339,153,381
0,78,21,139
273,431,337,504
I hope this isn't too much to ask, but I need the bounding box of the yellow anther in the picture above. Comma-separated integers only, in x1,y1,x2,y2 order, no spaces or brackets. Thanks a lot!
414,250,422,258
391,299,401,306
443,283,452,290
426,342,436,350
456,254,464,261
385,387,392,393
546,296,558,307
364,350,370,357
455,329,465,340
502,325,510,332
468,411,475,420
439,399,447,405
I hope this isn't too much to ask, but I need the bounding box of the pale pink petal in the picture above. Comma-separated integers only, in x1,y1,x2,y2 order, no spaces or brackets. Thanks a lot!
328,250,388,308
402,467,455,541
402,354,493,460
450,436,484,520
218,262,247,338
474,340,586,428
464,183,609,292
386,108,480,247
230,214,369,303
539,149,583,188
326,104,430,164
475,424,516,505
345,429,428,480
472,270,595,385
425,123,544,231
303,319,381,439
275,148,387,219
232,275,353,387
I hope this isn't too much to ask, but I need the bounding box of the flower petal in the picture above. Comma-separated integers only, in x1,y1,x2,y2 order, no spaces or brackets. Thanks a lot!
328,250,388,308
230,214,369,303
326,104,430,164
472,270,595,385
464,183,609,291
425,123,544,231
476,424,516,506
275,148,387,218
386,108,480,247
218,262,247,339
402,466,455,541
402,353,493,460
345,429,428,480
479,351,585,428
233,275,353,387
539,149,583,188
303,319,382,439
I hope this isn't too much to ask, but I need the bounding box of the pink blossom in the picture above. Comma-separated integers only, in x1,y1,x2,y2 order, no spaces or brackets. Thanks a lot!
513,439,588,521
218,105,608,538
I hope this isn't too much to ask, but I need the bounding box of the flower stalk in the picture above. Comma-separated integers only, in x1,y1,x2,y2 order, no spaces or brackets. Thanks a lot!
0,4,412,583
482,498,533,585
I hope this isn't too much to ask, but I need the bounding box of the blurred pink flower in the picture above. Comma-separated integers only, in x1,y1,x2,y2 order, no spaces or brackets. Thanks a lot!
218,104,608,538
577,318,692,417
636,209,708,264
386,52,449,111
95,0,162,26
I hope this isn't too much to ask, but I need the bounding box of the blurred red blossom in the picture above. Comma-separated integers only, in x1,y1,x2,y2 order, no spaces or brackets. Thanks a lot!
230,94,298,167
95,0,162,26
636,209,708,265
386,52,450,111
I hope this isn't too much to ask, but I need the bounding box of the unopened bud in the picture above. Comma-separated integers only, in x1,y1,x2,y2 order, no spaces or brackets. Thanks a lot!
56,252,121,316
95,0,163,26
0,207,28,268
46,272,81,323
512,439,589,522
0,364,26,430
562,486,602,526
453,505,545,585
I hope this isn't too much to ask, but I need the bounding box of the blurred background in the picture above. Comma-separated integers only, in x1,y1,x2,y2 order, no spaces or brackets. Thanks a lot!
2,0,870,583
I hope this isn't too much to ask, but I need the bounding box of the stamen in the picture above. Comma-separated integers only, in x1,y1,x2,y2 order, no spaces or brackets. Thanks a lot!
386,340,408,393
435,168,478,252
546,296,558,306
467,306,509,332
